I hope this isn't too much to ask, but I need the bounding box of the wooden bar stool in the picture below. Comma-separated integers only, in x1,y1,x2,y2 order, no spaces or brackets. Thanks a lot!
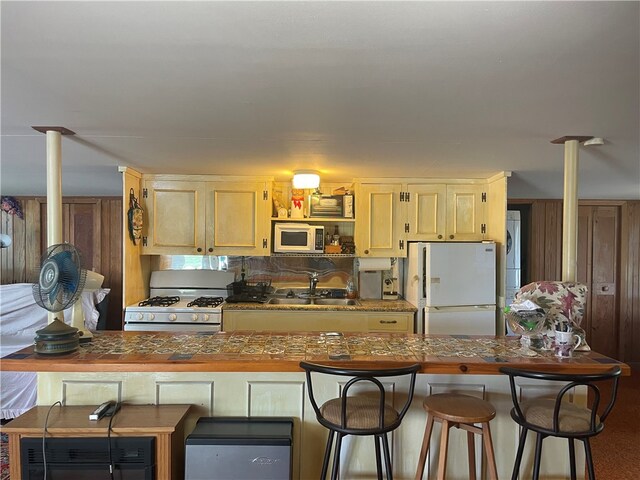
415,393,498,480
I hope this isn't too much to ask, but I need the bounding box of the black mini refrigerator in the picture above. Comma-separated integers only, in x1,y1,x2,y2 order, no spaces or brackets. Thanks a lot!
185,417,293,480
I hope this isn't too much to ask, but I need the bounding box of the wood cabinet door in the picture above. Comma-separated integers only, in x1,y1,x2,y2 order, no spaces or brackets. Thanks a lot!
355,183,405,257
223,310,370,332
446,184,485,241
406,184,446,241
209,182,270,255
142,180,206,254
578,205,619,358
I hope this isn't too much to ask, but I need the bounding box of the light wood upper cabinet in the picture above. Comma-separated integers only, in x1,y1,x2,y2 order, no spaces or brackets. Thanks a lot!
407,184,486,242
142,180,206,254
355,183,406,257
445,184,486,241
406,184,447,241
356,181,488,256
209,181,271,256
141,177,271,255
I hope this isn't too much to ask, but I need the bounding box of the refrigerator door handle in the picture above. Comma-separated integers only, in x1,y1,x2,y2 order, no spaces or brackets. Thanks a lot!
422,246,427,299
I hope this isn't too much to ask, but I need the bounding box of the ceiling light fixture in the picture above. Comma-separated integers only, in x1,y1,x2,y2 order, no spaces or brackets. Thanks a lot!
292,170,320,189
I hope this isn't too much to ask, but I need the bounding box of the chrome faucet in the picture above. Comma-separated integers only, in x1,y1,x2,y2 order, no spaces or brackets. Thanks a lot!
309,272,319,297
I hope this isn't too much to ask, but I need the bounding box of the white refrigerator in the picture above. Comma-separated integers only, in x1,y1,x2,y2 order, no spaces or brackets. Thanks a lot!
404,242,497,335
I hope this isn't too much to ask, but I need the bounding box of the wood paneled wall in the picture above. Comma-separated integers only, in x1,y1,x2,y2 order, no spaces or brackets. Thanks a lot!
620,202,640,366
529,200,563,281
511,199,640,365
0,197,123,330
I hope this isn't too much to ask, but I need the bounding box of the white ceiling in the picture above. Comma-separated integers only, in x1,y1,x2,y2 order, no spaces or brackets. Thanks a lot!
1,1,639,199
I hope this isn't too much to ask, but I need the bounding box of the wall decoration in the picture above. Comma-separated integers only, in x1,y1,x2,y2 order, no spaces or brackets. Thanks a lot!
127,188,143,245
1,196,23,219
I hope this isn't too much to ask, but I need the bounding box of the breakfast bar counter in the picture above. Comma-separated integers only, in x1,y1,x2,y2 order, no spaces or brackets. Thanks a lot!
1,332,629,479
0,330,628,374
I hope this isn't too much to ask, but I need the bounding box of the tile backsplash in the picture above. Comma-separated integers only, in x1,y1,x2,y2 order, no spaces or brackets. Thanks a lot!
154,255,355,289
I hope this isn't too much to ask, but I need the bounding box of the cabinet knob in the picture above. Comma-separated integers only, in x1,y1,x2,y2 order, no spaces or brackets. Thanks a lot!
197,247,202,253
449,235,454,240
438,235,443,239
208,248,213,253
364,249,369,255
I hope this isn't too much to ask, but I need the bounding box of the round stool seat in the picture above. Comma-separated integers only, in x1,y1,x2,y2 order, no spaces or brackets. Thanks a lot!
423,393,496,423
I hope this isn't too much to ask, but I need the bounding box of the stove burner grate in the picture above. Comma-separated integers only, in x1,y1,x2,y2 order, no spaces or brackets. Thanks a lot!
187,296,224,308
139,296,181,307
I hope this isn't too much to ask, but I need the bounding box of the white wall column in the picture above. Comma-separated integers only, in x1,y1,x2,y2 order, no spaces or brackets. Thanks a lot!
32,126,75,323
562,139,579,282
46,130,63,248
551,135,593,283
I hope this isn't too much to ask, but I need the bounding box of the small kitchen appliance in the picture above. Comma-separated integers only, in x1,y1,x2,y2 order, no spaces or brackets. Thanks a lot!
382,259,401,300
273,223,324,254
124,270,235,332
359,270,383,300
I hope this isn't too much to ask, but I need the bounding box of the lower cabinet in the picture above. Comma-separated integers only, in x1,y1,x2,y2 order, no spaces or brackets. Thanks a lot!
223,310,413,333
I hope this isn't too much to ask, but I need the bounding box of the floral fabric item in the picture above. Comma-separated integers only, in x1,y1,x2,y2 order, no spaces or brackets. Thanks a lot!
514,281,590,351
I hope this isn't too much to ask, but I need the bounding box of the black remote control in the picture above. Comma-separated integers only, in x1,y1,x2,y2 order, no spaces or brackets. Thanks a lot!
89,401,114,421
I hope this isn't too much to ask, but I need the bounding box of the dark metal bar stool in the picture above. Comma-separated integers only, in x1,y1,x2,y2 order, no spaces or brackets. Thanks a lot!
300,361,420,480
414,393,498,480
500,366,621,480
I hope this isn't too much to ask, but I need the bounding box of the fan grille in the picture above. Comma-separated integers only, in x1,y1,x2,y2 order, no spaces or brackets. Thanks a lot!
33,243,87,312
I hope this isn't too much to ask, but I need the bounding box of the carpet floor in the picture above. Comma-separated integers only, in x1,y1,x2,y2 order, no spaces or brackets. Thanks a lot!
590,366,640,479
0,433,8,480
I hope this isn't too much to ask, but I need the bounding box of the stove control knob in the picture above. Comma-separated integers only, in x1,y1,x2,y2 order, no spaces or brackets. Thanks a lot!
169,313,177,322
136,313,143,320
203,314,210,322
148,314,155,320
192,313,198,321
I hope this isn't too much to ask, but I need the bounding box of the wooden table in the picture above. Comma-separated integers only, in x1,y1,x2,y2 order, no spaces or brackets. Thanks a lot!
2,404,190,480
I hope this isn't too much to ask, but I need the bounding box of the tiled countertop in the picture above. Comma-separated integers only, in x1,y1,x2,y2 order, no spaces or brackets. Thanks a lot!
222,298,417,312
1,331,629,375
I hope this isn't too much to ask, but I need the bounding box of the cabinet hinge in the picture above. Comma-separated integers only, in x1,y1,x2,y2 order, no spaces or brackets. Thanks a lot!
481,223,486,234
400,192,405,202
405,223,410,233
263,190,268,201
481,192,487,202
142,188,148,198
406,191,410,202
142,236,147,247
399,239,404,250
263,238,268,248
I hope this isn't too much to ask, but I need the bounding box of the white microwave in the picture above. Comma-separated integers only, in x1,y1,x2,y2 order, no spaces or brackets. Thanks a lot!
274,223,324,253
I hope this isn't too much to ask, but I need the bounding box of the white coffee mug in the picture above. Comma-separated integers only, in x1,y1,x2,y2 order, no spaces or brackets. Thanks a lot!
554,330,582,357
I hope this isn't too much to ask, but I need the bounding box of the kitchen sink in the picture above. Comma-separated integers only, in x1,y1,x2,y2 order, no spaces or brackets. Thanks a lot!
312,298,359,306
267,298,312,305
266,297,359,306
273,288,309,295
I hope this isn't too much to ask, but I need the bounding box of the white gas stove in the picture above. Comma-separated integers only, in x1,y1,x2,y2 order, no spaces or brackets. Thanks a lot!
124,270,235,332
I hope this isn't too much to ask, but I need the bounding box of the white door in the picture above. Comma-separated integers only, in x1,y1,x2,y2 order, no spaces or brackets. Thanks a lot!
424,306,496,335
425,242,496,306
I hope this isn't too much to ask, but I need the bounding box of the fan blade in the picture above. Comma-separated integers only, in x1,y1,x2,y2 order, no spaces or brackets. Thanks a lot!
51,250,81,293
48,282,60,306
